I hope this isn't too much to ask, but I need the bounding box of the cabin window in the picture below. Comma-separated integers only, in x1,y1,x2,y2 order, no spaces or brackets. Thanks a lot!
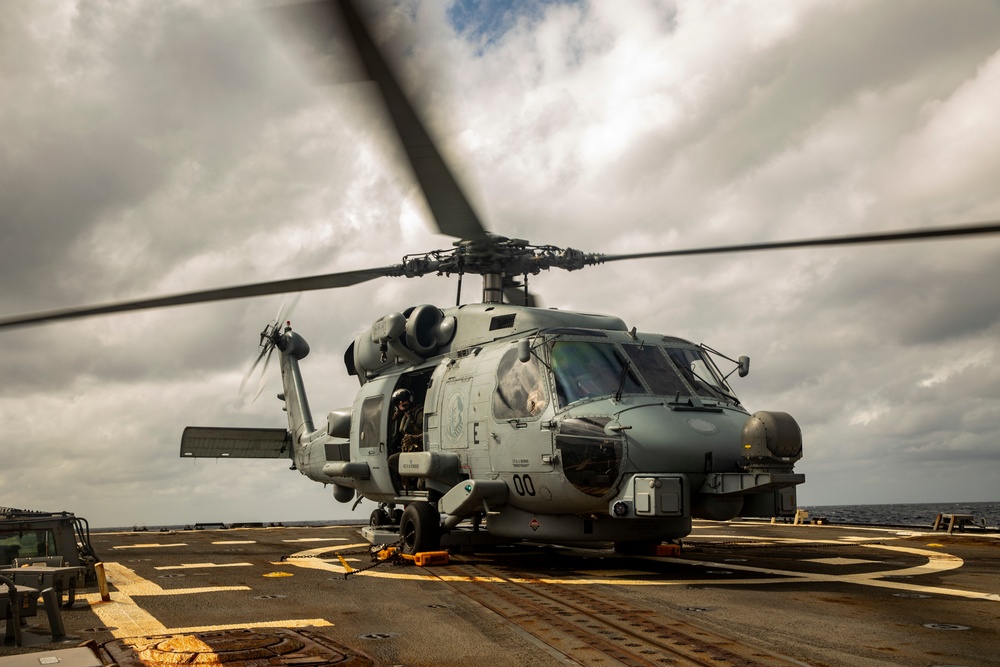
493,347,547,419
550,341,642,407
556,417,622,498
622,344,688,396
358,395,384,450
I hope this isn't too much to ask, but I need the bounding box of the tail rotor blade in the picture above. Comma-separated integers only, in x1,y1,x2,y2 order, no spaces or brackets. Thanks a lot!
240,344,271,397
274,293,302,329
252,344,277,404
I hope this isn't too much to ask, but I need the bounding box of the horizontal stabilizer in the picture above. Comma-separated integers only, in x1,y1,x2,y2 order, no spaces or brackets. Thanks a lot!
181,426,291,459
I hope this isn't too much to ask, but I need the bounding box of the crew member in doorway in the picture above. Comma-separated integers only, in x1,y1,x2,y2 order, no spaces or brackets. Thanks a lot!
391,388,423,453
388,388,423,493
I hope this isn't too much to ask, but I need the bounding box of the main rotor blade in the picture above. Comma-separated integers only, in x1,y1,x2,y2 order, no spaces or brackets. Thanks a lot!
597,221,1000,263
0,266,397,330
280,0,489,242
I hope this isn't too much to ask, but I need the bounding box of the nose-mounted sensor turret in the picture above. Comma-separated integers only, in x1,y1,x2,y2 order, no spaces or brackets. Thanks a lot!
741,411,803,471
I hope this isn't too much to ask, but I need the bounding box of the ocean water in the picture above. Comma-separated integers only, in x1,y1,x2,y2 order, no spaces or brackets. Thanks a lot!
800,501,1000,529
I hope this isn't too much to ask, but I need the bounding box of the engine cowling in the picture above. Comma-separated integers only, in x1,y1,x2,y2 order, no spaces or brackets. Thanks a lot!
347,305,456,382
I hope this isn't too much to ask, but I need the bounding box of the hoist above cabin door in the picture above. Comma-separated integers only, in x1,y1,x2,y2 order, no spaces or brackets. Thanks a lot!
488,344,554,474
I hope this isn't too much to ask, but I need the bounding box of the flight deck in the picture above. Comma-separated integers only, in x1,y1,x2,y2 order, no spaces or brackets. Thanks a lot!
2,521,998,667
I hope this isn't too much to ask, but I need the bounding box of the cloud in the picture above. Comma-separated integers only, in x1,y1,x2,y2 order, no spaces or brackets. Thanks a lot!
2,0,1000,529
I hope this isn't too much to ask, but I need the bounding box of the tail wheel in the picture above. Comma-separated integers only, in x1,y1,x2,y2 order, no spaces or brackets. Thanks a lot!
399,502,440,555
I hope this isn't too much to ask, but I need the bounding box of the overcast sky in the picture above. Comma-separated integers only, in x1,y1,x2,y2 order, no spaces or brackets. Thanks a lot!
2,1,999,529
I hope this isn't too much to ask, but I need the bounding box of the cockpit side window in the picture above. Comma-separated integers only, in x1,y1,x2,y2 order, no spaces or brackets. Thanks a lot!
550,341,642,407
493,347,547,420
622,344,688,396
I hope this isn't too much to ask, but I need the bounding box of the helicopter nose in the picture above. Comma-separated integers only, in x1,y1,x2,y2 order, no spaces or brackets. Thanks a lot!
610,404,746,474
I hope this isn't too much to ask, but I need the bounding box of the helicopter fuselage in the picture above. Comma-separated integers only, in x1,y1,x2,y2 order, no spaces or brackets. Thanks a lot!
275,302,803,548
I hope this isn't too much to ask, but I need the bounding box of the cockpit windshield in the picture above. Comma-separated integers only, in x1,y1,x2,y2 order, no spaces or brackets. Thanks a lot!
548,339,736,408
662,346,731,401
621,344,688,396
550,341,641,407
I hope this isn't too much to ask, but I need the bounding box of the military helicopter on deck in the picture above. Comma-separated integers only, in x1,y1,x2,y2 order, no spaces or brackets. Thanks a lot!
2,0,999,555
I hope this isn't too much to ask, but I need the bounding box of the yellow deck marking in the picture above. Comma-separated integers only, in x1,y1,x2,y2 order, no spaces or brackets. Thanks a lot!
113,543,187,549
281,537,347,543
155,562,253,570
805,558,879,565
212,540,256,545
653,539,999,602
273,543,442,582
77,562,331,638
267,542,369,565
840,536,885,541
77,562,252,638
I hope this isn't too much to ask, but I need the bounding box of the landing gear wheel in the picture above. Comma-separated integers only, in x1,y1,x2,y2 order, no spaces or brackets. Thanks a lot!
399,502,440,555
369,508,391,527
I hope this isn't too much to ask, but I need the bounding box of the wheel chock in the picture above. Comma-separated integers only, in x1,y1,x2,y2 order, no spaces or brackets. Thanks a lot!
654,544,681,557
392,550,450,566
412,551,449,567
375,547,448,566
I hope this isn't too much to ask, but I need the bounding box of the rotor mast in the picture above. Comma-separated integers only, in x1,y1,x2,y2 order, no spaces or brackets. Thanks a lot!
482,273,504,304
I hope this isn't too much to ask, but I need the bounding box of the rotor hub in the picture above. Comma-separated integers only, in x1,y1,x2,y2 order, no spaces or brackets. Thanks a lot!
399,235,601,280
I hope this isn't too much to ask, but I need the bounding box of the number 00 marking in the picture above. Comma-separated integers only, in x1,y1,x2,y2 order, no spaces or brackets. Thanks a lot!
512,474,536,496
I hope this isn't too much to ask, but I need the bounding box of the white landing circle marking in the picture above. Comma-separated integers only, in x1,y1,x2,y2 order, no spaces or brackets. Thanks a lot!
806,557,879,565
278,536,995,602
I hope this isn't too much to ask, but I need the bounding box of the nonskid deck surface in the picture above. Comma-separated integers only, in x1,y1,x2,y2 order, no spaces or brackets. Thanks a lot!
3,522,998,667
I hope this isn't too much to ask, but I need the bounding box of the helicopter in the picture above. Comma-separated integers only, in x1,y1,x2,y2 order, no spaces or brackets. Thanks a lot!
3,1,1000,554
